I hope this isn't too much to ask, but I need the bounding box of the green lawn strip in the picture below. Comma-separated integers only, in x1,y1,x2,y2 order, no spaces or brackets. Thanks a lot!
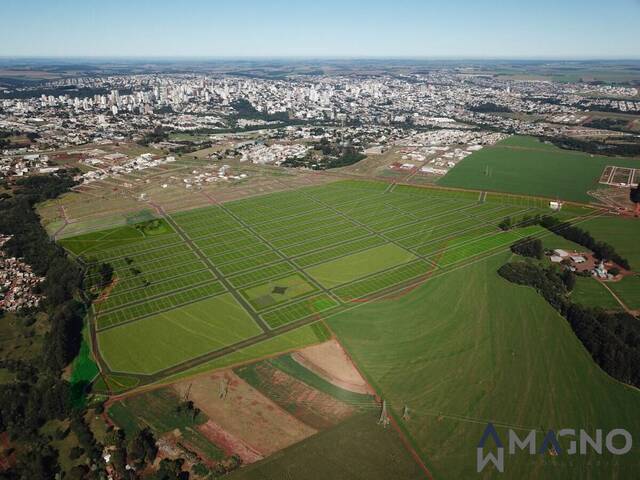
156,323,331,384
266,354,373,405
280,228,370,257
364,214,418,232
269,219,358,248
97,281,225,329
333,260,432,301
59,220,174,256
383,208,482,241
435,225,545,267
217,251,283,276
227,262,296,289
386,203,522,245
110,260,207,294
193,230,257,250
107,243,194,269
415,224,498,256
305,244,417,289
293,236,386,268
98,293,262,374
179,220,244,238
97,270,217,312
571,277,622,311
261,294,341,328
256,211,344,239
89,233,183,261
193,230,258,250
185,224,246,241
393,183,481,200
89,251,200,284
240,274,318,311
203,243,272,264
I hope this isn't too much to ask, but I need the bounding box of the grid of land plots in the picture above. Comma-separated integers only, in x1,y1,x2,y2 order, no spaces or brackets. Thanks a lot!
61,180,585,378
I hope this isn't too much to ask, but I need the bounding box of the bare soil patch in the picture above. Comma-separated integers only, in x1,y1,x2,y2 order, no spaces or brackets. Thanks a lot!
292,339,372,395
172,371,315,456
197,420,263,464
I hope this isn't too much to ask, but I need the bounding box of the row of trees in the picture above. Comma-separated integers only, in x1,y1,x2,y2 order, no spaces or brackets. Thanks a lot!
541,135,640,157
499,259,640,387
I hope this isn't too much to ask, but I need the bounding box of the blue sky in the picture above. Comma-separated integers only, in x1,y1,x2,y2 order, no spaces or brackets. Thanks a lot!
1,0,639,58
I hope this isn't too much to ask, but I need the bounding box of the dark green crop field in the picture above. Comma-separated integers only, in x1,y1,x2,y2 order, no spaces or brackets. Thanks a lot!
438,135,640,203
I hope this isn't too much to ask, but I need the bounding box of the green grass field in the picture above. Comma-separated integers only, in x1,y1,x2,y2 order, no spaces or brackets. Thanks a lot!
98,293,262,374
227,412,425,480
607,275,640,311
571,276,622,310
241,274,318,310
60,180,589,382
580,216,640,269
157,323,331,384
327,253,640,479
56,177,640,478
304,243,416,288
438,135,640,203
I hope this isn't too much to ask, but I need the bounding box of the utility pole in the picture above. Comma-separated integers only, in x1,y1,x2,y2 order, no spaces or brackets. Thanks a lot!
378,400,390,428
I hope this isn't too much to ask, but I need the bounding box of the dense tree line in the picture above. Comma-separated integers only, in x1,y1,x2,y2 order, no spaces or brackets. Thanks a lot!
510,237,543,259
0,170,97,478
541,135,640,157
539,215,631,269
498,261,640,386
580,103,640,116
467,102,512,113
630,185,640,205
230,98,290,122
284,138,366,170
137,126,168,146
584,117,634,133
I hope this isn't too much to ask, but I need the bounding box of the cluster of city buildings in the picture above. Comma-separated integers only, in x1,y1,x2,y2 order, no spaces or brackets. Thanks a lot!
181,165,248,188
239,143,310,165
390,129,507,176
0,153,58,178
0,236,44,312
2,70,636,162
76,151,176,184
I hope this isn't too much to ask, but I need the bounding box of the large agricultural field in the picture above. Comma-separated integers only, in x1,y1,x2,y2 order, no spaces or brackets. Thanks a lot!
327,253,640,479
57,178,640,478
438,135,640,203
59,180,595,384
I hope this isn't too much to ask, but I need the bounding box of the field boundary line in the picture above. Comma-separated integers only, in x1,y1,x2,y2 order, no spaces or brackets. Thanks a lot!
160,207,271,333
96,289,227,332
95,276,221,316
102,265,212,301
324,323,434,480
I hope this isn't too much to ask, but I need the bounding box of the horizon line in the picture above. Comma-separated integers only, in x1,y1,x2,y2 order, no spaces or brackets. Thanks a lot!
1,55,640,62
